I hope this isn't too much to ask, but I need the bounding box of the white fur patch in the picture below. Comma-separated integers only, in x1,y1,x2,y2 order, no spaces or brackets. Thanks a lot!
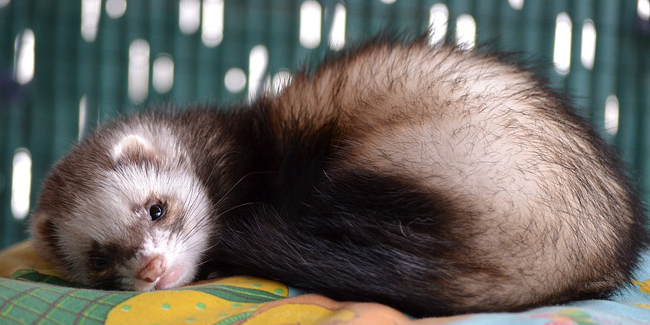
111,134,152,162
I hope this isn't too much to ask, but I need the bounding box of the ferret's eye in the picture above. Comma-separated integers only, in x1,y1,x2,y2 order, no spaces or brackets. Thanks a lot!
91,256,110,270
149,204,166,221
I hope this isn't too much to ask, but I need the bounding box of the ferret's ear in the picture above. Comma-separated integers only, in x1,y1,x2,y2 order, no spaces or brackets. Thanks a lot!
29,211,65,263
111,134,161,166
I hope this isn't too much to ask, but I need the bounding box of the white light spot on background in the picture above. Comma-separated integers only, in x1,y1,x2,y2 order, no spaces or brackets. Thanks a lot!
128,39,150,103
605,95,619,136
202,0,224,47
580,19,596,70
508,0,524,10
225,68,246,93
553,12,572,75
380,0,396,4
300,1,322,49
248,45,268,98
11,149,31,220
328,3,346,51
0,0,10,8
14,29,35,85
455,14,476,50
81,0,101,42
179,0,201,35
106,0,127,19
79,96,87,141
428,4,448,45
153,54,174,94
639,0,650,20
272,70,292,95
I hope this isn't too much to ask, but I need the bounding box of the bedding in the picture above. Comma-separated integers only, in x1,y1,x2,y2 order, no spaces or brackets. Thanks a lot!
1,240,650,324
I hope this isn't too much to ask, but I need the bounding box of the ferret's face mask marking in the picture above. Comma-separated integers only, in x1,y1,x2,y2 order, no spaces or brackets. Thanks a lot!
32,129,214,291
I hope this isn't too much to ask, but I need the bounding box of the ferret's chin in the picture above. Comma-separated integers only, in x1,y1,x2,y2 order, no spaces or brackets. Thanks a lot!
155,264,193,289
133,264,196,291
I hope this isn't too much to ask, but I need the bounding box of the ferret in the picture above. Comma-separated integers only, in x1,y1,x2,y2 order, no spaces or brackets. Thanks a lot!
29,36,648,317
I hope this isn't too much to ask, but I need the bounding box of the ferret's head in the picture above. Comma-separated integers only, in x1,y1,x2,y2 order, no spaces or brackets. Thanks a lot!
30,116,214,291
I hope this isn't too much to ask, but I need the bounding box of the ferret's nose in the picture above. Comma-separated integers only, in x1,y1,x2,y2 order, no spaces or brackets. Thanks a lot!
137,255,167,283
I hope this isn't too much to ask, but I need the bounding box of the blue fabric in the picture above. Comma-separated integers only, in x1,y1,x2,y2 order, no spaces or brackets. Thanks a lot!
441,250,650,324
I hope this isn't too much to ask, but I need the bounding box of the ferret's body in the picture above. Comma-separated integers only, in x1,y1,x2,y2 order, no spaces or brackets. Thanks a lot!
30,38,648,317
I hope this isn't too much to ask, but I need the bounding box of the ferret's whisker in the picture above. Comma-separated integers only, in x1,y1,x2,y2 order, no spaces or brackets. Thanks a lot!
212,171,274,209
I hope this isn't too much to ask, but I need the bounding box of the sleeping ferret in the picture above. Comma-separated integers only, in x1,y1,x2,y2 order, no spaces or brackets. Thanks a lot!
29,36,648,317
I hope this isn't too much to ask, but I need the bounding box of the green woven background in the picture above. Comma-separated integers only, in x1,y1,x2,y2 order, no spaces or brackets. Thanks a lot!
1,0,649,248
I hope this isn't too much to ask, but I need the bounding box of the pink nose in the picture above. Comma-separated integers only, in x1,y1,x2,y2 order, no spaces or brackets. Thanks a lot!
137,255,166,283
